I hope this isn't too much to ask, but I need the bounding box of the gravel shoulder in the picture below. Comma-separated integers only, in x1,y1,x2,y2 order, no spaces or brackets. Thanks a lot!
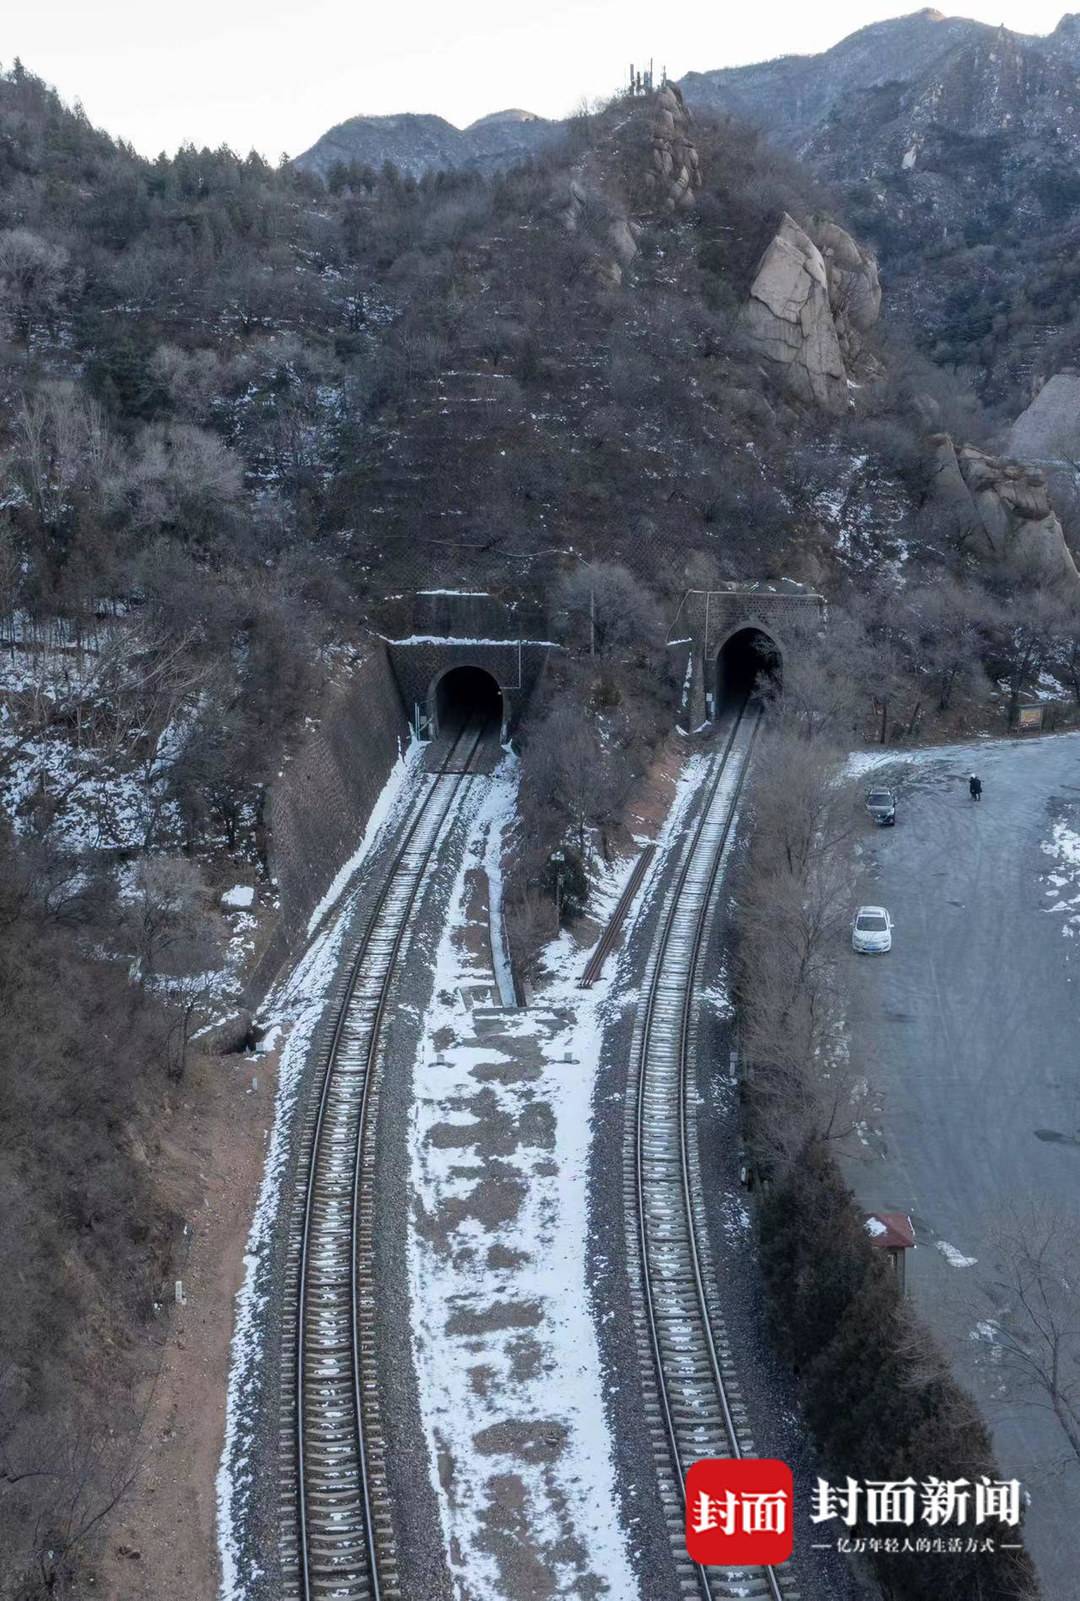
98,1045,277,1601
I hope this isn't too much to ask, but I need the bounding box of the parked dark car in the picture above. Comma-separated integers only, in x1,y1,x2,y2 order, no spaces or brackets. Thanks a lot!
865,786,896,826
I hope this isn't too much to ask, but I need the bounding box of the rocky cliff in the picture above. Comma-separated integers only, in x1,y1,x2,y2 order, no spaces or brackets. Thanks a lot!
741,214,880,412
643,83,701,212
559,83,701,286
679,13,1080,408
931,433,1080,587
678,10,1080,152
1007,373,1080,462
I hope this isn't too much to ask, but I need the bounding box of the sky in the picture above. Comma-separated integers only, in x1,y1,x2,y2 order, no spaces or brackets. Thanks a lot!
4,0,1078,160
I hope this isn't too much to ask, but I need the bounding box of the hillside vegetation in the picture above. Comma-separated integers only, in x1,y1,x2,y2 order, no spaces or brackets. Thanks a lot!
0,53,1072,1595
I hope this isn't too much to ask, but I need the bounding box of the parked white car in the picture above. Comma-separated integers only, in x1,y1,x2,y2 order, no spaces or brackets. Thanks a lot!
852,905,893,954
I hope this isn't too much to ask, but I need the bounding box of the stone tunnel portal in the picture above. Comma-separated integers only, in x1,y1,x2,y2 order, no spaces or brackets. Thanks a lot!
432,664,504,738
716,626,782,712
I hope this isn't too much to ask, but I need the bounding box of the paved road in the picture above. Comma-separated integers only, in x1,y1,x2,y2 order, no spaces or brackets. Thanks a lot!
843,733,1080,1601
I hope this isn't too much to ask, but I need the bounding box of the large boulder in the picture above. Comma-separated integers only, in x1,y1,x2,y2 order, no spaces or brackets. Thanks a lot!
1006,372,1080,462
929,433,1080,588
741,214,849,411
814,219,882,353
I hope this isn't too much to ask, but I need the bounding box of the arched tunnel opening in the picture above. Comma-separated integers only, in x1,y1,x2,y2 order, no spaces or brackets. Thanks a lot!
715,627,782,712
433,664,504,737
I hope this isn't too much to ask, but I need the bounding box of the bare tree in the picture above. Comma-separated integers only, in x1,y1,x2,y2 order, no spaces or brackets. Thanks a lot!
737,729,868,1163
767,612,871,744
124,420,243,541
0,1373,139,1599
123,855,209,985
522,700,600,854
749,730,854,880
0,519,20,649
903,580,986,713
985,584,1069,722
552,560,664,662
0,227,70,343
977,1202,1080,1471
9,382,114,537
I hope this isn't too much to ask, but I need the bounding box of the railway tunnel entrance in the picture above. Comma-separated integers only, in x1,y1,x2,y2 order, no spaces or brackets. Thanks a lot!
667,584,822,729
715,626,782,711
431,664,504,738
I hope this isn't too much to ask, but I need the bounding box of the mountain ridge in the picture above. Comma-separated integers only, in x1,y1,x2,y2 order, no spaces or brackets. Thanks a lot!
296,11,1080,182
294,105,561,180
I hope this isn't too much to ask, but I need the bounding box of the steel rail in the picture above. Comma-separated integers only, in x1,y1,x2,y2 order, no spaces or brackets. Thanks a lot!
579,842,657,989
633,701,789,1601
291,716,486,1601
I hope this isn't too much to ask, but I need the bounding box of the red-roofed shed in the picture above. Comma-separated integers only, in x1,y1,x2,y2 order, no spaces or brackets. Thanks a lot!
864,1211,916,1293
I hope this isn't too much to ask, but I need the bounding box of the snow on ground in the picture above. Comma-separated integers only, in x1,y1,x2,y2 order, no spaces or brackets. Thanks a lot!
936,1239,977,1268
221,885,255,909
385,634,561,647
407,750,707,1600
219,738,711,1600
217,747,432,1601
844,730,1080,782
0,727,174,851
0,674,201,853
1040,821,1080,937
482,784,516,1008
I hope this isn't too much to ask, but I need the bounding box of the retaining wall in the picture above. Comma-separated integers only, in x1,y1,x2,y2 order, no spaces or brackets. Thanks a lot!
244,645,409,1007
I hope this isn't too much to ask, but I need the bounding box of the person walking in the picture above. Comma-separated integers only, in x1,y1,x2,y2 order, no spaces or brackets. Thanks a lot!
969,773,982,801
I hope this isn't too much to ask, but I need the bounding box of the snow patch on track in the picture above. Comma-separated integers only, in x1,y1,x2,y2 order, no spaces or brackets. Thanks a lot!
405,754,713,1599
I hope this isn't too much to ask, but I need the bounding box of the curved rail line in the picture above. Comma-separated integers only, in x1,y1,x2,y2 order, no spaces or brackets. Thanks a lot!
626,701,795,1601
278,717,487,1601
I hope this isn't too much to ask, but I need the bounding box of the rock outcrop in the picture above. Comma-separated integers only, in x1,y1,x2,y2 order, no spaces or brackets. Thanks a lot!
558,83,699,287
930,434,1080,588
1006,372,1080,462
559,179,642,287
740,214,880,412
814,219,882,359
679,10,990,147
643,83,701,212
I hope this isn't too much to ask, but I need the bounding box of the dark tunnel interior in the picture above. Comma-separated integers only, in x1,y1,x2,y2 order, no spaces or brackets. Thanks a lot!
716,627,781,710
434,665,503,734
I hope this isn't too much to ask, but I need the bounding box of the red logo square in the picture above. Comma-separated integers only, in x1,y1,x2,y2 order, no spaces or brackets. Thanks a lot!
685,1458,793,1566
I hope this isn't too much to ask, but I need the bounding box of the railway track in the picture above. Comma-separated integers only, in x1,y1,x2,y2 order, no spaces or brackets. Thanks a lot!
625,701,796,1601
579,842,656,989
277,717,487,1601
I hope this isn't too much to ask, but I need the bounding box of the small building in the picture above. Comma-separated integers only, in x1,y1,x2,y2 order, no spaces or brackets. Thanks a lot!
1011,693,1045,732
1009,686,1069,732
864,1210,915,1294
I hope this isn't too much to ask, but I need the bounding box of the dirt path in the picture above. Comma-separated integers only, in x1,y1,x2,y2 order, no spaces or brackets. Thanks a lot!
98,1041,279,1601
